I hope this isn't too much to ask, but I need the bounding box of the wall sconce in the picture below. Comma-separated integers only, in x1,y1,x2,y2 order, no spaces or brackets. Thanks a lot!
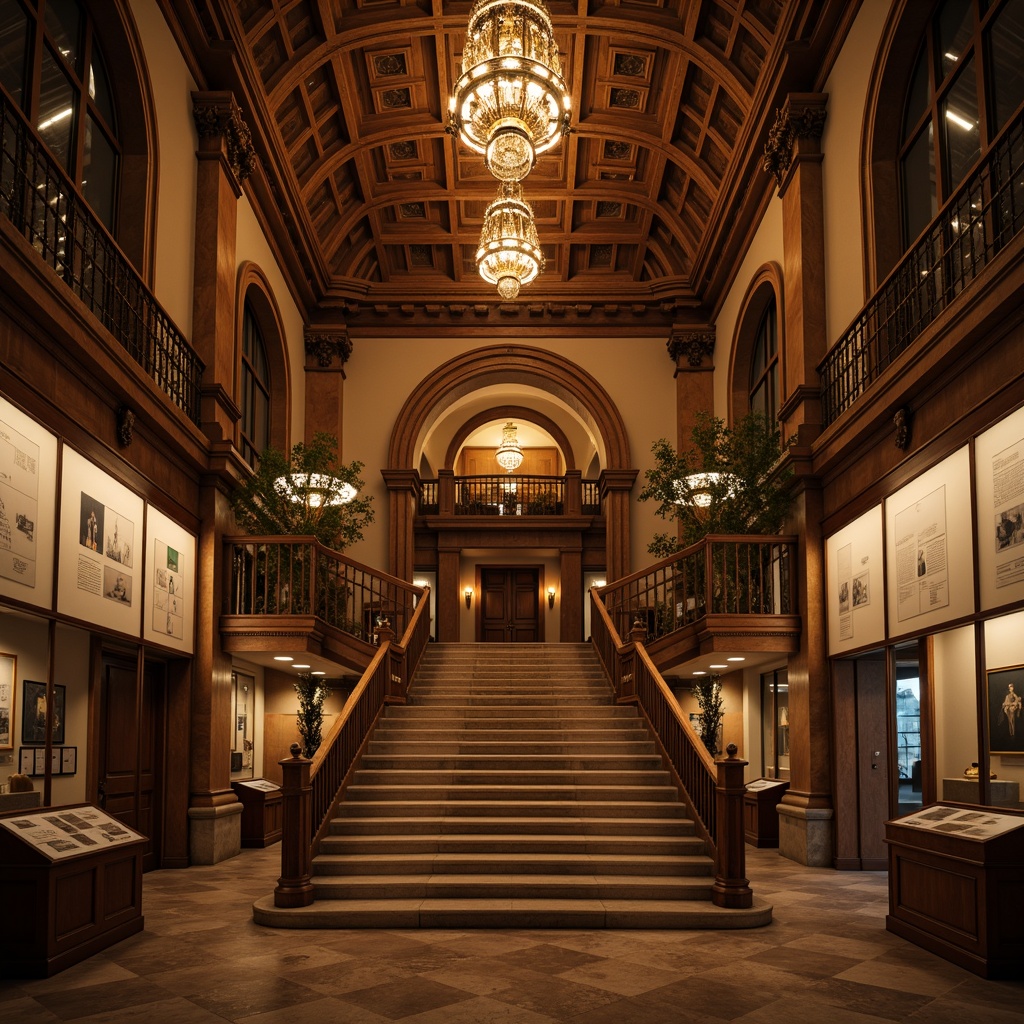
547,586,556,609
464,586,473,608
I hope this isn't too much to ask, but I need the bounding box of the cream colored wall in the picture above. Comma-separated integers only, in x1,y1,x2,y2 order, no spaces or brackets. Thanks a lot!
933,624,979,790
821,0,890,343
0,615,89,806
343,335,675,575
129,0,198,335
235,200,308,446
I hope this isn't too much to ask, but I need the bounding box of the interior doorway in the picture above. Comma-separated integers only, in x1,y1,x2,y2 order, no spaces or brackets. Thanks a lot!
97,653,165,871
479,566,541,642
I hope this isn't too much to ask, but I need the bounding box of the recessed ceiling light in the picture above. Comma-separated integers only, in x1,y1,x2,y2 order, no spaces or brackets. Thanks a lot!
293,664,311,670
710,664,727,669
727,657,745,662
693,670,707,676
311,671,326,676
273,656,293,662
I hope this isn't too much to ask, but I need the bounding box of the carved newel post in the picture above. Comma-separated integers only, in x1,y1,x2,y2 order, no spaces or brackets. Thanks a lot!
712,743,753,908
274,743,314,908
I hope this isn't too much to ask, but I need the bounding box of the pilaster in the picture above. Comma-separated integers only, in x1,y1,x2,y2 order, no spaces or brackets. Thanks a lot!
667,326,716,455
598,469,638,583
304,326,352,446
381,468,420,582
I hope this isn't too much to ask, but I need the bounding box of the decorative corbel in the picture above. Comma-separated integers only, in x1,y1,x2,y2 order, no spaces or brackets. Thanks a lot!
893,406,911,451
667,328,715,369
192,92,257,182
116,406,135,448
763,94,828,190
304,328,353,369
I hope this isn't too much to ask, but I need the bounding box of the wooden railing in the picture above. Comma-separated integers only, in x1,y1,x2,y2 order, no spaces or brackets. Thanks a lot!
227,536,420,642
820,106,1024,427
589,588,752,908
274,593,431,908
598,535,797,643
0,92,203,424
417,472,602,518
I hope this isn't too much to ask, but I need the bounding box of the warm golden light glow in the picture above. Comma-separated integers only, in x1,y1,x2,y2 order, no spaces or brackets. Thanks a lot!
476,182,544,299
495,420,524,472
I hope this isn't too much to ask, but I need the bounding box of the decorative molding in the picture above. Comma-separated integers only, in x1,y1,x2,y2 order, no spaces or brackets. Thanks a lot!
894,406,911,451
667,328,715,368
116,406,135,448
304,328,352,368
192,92,257,181
762,94,828,189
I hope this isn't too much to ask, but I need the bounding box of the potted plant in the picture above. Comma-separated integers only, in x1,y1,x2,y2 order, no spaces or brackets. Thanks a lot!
295,672,330,758
692,674,724,756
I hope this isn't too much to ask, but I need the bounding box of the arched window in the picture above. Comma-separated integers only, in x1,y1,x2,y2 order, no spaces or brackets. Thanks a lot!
898,0,1024,249
0,0,120,232
748,299,779,425
240,301,270,468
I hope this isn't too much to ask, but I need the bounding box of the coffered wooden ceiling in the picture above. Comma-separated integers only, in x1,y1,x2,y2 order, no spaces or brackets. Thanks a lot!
167,0,856,328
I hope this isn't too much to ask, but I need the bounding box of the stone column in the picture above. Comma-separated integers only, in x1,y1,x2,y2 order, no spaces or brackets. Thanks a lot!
667,326,715,455
303,327,352,446
763,93,834,865
187,91,256,862
598,469,638,584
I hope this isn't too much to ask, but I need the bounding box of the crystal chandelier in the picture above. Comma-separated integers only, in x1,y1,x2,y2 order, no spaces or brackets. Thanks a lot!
495,421,524,472
449,0,571,183
476,181,544,300
274,473,357,508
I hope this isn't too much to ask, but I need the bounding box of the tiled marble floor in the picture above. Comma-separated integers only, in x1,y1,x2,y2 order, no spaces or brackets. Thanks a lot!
2,846,1022,1023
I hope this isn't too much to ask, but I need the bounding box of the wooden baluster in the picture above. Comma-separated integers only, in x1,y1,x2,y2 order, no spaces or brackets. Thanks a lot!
712,743,753,908
274,743,315,908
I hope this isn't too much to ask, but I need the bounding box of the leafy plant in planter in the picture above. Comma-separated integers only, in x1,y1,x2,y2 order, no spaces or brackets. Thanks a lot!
692,674,724,756
638,411,791,556
230,432,374,549
295,672,330,758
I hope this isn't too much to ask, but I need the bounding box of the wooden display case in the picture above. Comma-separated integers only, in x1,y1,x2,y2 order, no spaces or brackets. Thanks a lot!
0,803,145,978
886,804,1024,979
743,779,789,848
232,779,283,847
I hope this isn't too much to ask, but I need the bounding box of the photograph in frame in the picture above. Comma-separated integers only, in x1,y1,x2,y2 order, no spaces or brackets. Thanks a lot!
0,652,15,749
987,665,1024,755
21,680,66,746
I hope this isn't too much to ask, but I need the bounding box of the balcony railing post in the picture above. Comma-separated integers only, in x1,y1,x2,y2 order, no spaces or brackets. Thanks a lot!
712,743,752,909
274,743,315,908
438,469,456,515
564,470,582,516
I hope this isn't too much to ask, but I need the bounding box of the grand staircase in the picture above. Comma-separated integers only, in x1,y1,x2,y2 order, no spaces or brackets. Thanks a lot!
254,643,771,929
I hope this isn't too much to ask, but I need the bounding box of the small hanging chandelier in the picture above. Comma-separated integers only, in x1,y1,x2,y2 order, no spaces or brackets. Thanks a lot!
495,421,524,473
448,0,571,183
476,181,544,300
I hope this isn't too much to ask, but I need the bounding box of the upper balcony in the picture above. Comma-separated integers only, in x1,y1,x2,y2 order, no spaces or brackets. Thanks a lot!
417,472,602,521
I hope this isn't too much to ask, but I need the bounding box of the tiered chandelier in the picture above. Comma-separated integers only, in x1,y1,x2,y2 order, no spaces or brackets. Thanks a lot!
495,421,525,472
448,0,571,298
476,182,544,300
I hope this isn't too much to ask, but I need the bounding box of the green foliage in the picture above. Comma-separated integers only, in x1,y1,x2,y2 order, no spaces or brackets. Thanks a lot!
638,411,792,555
692,674,724,756
231,432,374,549
295,673,330,758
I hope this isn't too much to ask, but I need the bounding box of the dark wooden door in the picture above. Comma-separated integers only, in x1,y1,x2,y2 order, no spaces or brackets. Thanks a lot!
481,567,539,642
98,656,164,871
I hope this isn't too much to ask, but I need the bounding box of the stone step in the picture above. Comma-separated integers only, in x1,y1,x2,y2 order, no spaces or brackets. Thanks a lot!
410,695,618,706
373,726,650,741
364,741,656,755
351,768,672,786
345,782,680,801
384,706,637,720
312,851,712,877
356,754,666,770
330,816,694,836
318,833,706,857
333,800,688,819
310,874,713,901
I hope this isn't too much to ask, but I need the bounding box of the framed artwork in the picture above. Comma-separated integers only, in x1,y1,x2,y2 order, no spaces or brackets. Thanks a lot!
987,665,1024,755
0,653,15,749
143,505,196,654
21,680,65,746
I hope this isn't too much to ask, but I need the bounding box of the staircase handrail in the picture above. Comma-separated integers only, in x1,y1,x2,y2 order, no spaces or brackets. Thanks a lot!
225,534,424,643
273,586,431,908
589,585,752,906
597,533,798,643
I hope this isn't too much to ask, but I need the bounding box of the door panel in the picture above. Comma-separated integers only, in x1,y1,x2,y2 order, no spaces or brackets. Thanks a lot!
479,568,539,642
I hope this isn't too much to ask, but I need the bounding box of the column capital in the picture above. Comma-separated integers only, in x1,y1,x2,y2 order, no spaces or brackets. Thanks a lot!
598,468,638,497
192,91,257,184
304,327,352,369
763,93,828,190
381,468,421,495
667,326,715,370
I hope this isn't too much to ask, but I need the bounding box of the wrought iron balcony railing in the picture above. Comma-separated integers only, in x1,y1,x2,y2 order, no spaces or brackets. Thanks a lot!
820,107,1024,428
0,93,203,425
417,474,602,517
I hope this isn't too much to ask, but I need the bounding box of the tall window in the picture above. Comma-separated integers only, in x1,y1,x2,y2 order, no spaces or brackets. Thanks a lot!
899,0,1024,248
240,302,270,468
0,0,120,230
748,299,779,425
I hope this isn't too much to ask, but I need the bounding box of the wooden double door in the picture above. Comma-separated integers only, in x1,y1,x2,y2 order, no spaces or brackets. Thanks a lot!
480,567,541,642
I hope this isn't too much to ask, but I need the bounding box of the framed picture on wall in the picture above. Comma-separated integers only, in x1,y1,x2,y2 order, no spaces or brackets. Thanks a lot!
0,653,15,750
987,665,1024,755
21,680,65,746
